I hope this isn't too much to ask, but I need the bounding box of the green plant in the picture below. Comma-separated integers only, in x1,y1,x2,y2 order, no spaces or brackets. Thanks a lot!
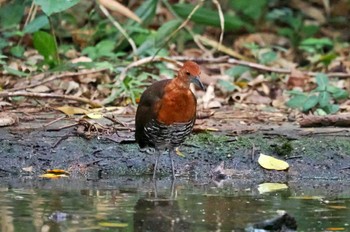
286,73,348,115
267,8,319,49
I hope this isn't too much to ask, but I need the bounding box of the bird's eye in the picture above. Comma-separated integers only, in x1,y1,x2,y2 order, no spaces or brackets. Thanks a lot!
186,71,190,75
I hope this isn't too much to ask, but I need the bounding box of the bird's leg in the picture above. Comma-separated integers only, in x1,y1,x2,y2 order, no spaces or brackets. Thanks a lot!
153,149,161,179
169,149,176,179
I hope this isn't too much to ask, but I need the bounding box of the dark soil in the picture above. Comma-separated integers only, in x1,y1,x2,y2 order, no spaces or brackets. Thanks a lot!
1,109,350,185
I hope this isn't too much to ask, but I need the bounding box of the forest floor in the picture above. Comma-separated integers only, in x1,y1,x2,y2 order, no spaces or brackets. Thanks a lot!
1,106,350,193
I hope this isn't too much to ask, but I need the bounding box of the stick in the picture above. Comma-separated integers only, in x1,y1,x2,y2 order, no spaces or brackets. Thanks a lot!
299,114,350,127
171,56,350,78
5,68,108,92
0,91,102,108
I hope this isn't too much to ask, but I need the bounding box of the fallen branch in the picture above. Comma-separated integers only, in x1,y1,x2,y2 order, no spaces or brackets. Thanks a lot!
0,91,102,108
5,68,109,92
299,114,350,127
172,56,350,78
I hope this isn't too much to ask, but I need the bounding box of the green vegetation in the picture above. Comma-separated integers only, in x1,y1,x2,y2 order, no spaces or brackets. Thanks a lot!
287,73,348,115
0,0,349,113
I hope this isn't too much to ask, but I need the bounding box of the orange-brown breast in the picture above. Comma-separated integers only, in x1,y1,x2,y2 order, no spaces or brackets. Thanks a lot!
156,84,197,125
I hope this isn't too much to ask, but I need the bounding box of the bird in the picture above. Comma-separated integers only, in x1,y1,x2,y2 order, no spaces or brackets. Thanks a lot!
135,61,204,179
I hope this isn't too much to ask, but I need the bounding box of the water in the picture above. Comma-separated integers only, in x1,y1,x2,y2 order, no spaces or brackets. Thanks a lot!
0,177,350,232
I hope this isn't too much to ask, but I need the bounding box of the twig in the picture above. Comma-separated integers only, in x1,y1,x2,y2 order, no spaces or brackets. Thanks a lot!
103,115,128,128
171,56,350,78
4,68,109,92
299,114,350,127
46,123,79,131
212,0,224,53
118,56,182,83
51,133,72,148
99,4,137,60
43,115,67,128
0,91,102,108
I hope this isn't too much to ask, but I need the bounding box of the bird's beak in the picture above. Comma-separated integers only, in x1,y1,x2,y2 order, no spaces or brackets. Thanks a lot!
191,76,205,91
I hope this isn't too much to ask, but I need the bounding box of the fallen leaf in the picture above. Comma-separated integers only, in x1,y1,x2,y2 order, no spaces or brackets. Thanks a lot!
46,169,70,175
85,112,103,119
39,173,69,179
0,112,18,127
56,105,88,115
175,147,185,157
27,85,51,93
258,153,289,170
22,166,33,172
40,169,70,178
258,182,288,194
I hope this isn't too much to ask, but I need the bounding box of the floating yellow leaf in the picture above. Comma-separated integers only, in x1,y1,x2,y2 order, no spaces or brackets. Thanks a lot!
326,228,345,231
258,183,288,194
98,222,128,228
258,153,289,170
56,105,88,115
328,205,347,209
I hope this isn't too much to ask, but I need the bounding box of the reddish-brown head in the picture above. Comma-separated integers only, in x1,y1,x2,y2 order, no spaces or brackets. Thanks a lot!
176,61,204,90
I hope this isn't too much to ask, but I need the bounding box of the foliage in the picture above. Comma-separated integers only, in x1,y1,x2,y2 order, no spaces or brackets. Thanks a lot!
286,74,348,115
0,0,349,106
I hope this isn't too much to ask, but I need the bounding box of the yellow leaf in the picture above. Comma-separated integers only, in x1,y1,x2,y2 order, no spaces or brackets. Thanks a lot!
46,169,70,175
39,173,69,179
56,105,88,115
85,112,103,119
258,153,289,170
175,147,185,157
90,106,119,112
98,222,128,228
328,205,347,209
325,228,345,231
258,183,288,194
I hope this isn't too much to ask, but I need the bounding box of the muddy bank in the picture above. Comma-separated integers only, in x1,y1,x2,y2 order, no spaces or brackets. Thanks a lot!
1,111,350,183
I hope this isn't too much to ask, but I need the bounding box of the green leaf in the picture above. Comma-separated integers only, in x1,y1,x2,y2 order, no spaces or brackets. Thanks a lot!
259,50,277,64
299,37,333,53
0,1,25,28
34,0,80,16
4,66,27,77
332,89,349,100
10,45,25,58
173,3,248,31
326,85,340,94
286,95,307,108
225,65,250,77
136,19,181,56
230,0,268,21
218,80,236,93
133,0,158,25
155,19,182,43
315,73,329,91
323,104,339,114
318,91,330,108
315,108,327,116
33,31,59,66
302,95,318,112
287,90,306,96
23,15,49,34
